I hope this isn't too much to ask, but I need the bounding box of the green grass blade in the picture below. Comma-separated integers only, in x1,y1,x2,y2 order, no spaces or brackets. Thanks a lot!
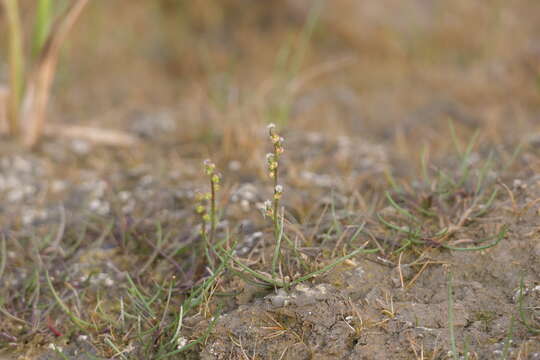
457,131,479,187
104,338,129,360
3,0,25,134
126,274,156,318
289,0,324,77
517,278,540,334
46,271,93,330
231,257,287,288
421,144,431,185
385,191,417,221
291,245,379,285
501,314,515,359
472,189,498,218
156,306,222,359
475,150,494,195
447,271,459,360
33,0,54,57
448,120,461,156
442,226,506,252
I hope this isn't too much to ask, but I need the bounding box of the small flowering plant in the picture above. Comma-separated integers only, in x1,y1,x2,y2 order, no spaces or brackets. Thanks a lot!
195,159,222,269
265,123,285,279
186,124,381,297
265,123,284,219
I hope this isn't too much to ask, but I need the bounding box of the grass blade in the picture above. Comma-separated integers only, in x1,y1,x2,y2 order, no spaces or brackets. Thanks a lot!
46,271,93,330
517,278,540,334
0,235,6,280
33,0,54,57
156,306,222,359
3,0,25,134
447,271,458,360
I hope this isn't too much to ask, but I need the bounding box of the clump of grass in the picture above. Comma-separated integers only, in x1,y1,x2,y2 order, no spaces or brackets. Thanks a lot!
46,271,93,331
378,131,507,254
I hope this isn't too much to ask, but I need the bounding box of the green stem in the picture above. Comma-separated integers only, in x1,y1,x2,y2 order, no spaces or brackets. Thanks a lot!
271,153,280,279
271,208,284,280
209,179,216,245
208,179,216,269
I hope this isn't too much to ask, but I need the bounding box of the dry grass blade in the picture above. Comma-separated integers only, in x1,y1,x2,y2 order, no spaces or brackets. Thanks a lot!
21,0,90,148
44,124,139,146
288,55,357,95
0,234,6,281
0,86,8,134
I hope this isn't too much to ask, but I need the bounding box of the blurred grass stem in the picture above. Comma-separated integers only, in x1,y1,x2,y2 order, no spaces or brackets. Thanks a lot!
3,0,24,135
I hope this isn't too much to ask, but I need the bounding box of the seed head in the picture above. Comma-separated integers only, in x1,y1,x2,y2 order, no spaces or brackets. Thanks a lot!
268,161,278,171
263,200,273,217
274,184,283,199
203,159,216,176
195,204,205,214
195,192,205,202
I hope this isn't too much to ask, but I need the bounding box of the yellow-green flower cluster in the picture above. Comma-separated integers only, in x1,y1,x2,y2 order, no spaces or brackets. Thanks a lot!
274,184,283,200
194,191,209,221
266,153,277,178
203,159,221,189
203,159,216,175
266,123,284,179
195,160,222,230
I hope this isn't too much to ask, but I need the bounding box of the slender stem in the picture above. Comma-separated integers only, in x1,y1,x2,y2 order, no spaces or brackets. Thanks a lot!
273,166,279,239
201,218,212,269
271,208,284,281
210,178,216,247
271,147,281,279
208,179,217,269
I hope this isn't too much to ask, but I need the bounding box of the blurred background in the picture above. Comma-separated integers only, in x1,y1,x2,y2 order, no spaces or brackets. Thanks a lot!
2,0,540,146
